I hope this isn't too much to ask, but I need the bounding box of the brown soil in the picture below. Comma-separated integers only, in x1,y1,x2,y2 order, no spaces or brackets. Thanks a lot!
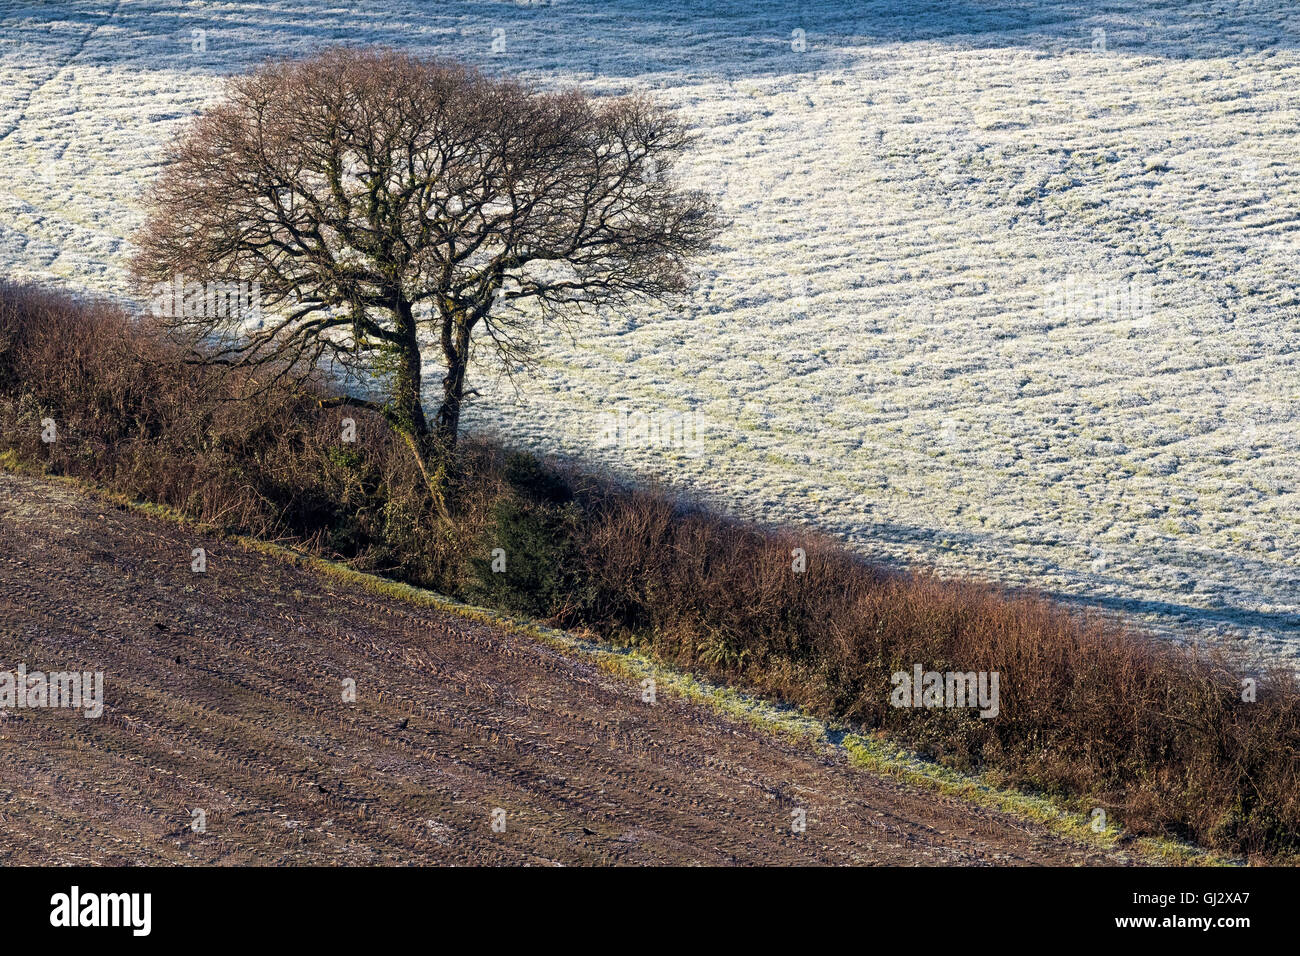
0,471,1135,865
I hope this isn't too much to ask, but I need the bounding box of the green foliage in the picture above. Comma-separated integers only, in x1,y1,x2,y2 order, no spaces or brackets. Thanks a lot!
469,452,591,618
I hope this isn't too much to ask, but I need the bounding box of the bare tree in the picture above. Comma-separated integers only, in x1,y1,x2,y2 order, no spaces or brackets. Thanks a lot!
131,46,718,499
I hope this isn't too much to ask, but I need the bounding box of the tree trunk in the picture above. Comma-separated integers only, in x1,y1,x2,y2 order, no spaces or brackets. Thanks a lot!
435,319,471,449
391,297,452,524
392,298,428,438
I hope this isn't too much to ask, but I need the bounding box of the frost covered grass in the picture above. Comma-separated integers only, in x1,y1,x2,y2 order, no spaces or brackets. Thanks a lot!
2,1,1297,661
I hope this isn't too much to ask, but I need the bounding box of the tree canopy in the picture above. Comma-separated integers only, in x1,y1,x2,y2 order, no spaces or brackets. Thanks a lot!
132,47,719,462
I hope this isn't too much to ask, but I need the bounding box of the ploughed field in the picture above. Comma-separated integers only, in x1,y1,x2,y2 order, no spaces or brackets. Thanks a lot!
0,472,1131,865
1,1,1297,660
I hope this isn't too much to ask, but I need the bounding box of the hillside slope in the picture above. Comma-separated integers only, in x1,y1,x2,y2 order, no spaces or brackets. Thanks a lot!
0,471,1133,865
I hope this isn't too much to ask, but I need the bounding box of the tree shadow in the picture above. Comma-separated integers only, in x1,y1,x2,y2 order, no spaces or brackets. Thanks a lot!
841,514,1300,655
552,446,1300,656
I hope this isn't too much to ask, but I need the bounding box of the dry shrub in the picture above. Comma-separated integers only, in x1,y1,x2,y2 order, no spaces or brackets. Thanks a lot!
0,281,493,592
569,476,1299,857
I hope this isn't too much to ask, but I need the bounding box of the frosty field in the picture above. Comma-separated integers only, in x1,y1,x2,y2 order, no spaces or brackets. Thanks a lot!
1,1,1297,661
